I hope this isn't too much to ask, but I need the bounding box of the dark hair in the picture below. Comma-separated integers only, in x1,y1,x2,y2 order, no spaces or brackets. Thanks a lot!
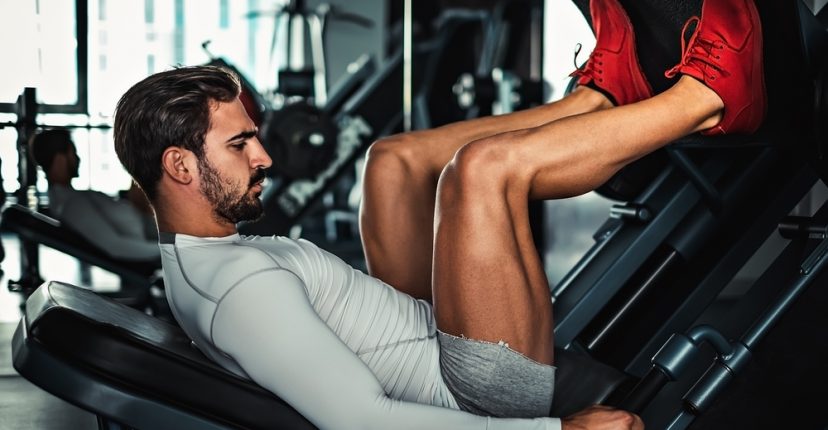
113,66,241,201
30,128,73,171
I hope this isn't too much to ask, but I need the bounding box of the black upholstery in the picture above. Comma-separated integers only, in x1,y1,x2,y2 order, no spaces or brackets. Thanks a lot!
13,281,315,430
0,204,159,289
12,281,631,429
551,348,634,417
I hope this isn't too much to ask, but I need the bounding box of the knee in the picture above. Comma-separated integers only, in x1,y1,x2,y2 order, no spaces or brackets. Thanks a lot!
364,133,421,181
438,136,522,196
436,136,529,211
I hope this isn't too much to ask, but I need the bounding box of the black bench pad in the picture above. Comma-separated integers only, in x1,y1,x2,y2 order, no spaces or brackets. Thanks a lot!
13,281,315,430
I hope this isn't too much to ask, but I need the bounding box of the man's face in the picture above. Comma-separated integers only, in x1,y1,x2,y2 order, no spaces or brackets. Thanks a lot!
198,98,272,224
64,142,80,178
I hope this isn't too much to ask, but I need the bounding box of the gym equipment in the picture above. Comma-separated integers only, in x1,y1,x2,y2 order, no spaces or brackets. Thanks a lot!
0,87,113,132
416,1,544,128
453,68,546,116
814,62,828,178
0,120,111,131
804,5,828,182
442,1,546,117
0,204,165,314
0,88,39,286
552,135,808,354
246,0,373,104
0,204,159,289
13,281,315,430
0,204,159,286
261,102,339,180
12,280,631,430
549,1,828,426
619,202,828,429
11,88,38,210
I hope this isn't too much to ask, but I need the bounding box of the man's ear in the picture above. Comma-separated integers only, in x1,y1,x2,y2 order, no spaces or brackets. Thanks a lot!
161,147,194,185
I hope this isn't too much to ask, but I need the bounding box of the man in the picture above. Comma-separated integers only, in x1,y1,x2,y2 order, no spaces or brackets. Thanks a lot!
30,128,159,261
112,0,762,428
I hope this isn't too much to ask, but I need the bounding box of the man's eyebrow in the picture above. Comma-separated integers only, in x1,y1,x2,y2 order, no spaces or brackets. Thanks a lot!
225,129,258,143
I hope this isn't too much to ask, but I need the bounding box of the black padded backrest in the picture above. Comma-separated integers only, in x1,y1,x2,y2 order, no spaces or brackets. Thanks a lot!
0,204,159,287
17,281,315,430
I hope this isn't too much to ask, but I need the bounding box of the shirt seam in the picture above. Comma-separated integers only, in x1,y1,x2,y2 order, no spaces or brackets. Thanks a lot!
173,243,220,303
356,332,438,356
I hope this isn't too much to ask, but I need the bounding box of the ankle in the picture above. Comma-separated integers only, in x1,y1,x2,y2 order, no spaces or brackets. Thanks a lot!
571,86,615,111
675,76,725,132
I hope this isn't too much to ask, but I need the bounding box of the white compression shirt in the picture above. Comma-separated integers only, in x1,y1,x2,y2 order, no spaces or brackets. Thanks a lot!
159,232,562,430
48,185,159,261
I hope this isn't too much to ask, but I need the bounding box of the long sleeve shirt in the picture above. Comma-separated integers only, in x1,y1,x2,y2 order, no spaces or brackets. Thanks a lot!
159,232,562,430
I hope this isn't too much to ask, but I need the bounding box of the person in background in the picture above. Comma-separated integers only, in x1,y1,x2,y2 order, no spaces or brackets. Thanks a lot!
30,128,159,261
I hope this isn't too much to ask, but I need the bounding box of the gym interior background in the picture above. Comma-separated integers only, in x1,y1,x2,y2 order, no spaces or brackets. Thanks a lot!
1,0,827,429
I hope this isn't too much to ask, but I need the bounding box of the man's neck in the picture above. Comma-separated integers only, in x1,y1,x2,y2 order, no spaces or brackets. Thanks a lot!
155,204,238,238
46,174,73,188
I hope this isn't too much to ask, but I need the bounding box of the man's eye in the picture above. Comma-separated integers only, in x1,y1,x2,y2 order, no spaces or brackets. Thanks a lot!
231,142,247,150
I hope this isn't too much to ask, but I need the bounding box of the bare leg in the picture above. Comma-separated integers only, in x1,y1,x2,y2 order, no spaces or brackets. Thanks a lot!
432,76,724,364
360,87,612,300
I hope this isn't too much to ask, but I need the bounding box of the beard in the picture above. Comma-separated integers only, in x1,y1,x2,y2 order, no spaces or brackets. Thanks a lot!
198,157,266,224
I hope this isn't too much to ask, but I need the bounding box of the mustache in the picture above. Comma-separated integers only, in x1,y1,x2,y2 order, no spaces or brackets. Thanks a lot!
249,168,267,187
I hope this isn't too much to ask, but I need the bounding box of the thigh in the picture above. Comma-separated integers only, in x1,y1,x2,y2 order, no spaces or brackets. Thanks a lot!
431,133,556,365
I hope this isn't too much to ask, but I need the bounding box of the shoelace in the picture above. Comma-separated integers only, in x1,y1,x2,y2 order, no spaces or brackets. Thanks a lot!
570,43,605,81
665,16,730,81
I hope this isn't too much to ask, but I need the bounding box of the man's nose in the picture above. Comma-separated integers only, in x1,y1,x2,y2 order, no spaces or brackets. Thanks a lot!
250,137,272,170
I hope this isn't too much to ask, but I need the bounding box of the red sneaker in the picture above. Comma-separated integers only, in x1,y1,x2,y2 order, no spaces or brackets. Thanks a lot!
571,0,653,106
665,0,766,135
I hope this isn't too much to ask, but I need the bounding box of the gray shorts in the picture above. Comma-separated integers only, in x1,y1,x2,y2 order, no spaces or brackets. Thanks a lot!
437,330,556,418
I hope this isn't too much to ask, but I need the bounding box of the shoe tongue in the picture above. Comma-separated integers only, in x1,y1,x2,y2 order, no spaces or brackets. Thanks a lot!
697,4,753,51
593,7,626,53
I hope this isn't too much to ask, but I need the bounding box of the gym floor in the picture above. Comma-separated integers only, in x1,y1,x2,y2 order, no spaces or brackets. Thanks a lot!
0,234,102,430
